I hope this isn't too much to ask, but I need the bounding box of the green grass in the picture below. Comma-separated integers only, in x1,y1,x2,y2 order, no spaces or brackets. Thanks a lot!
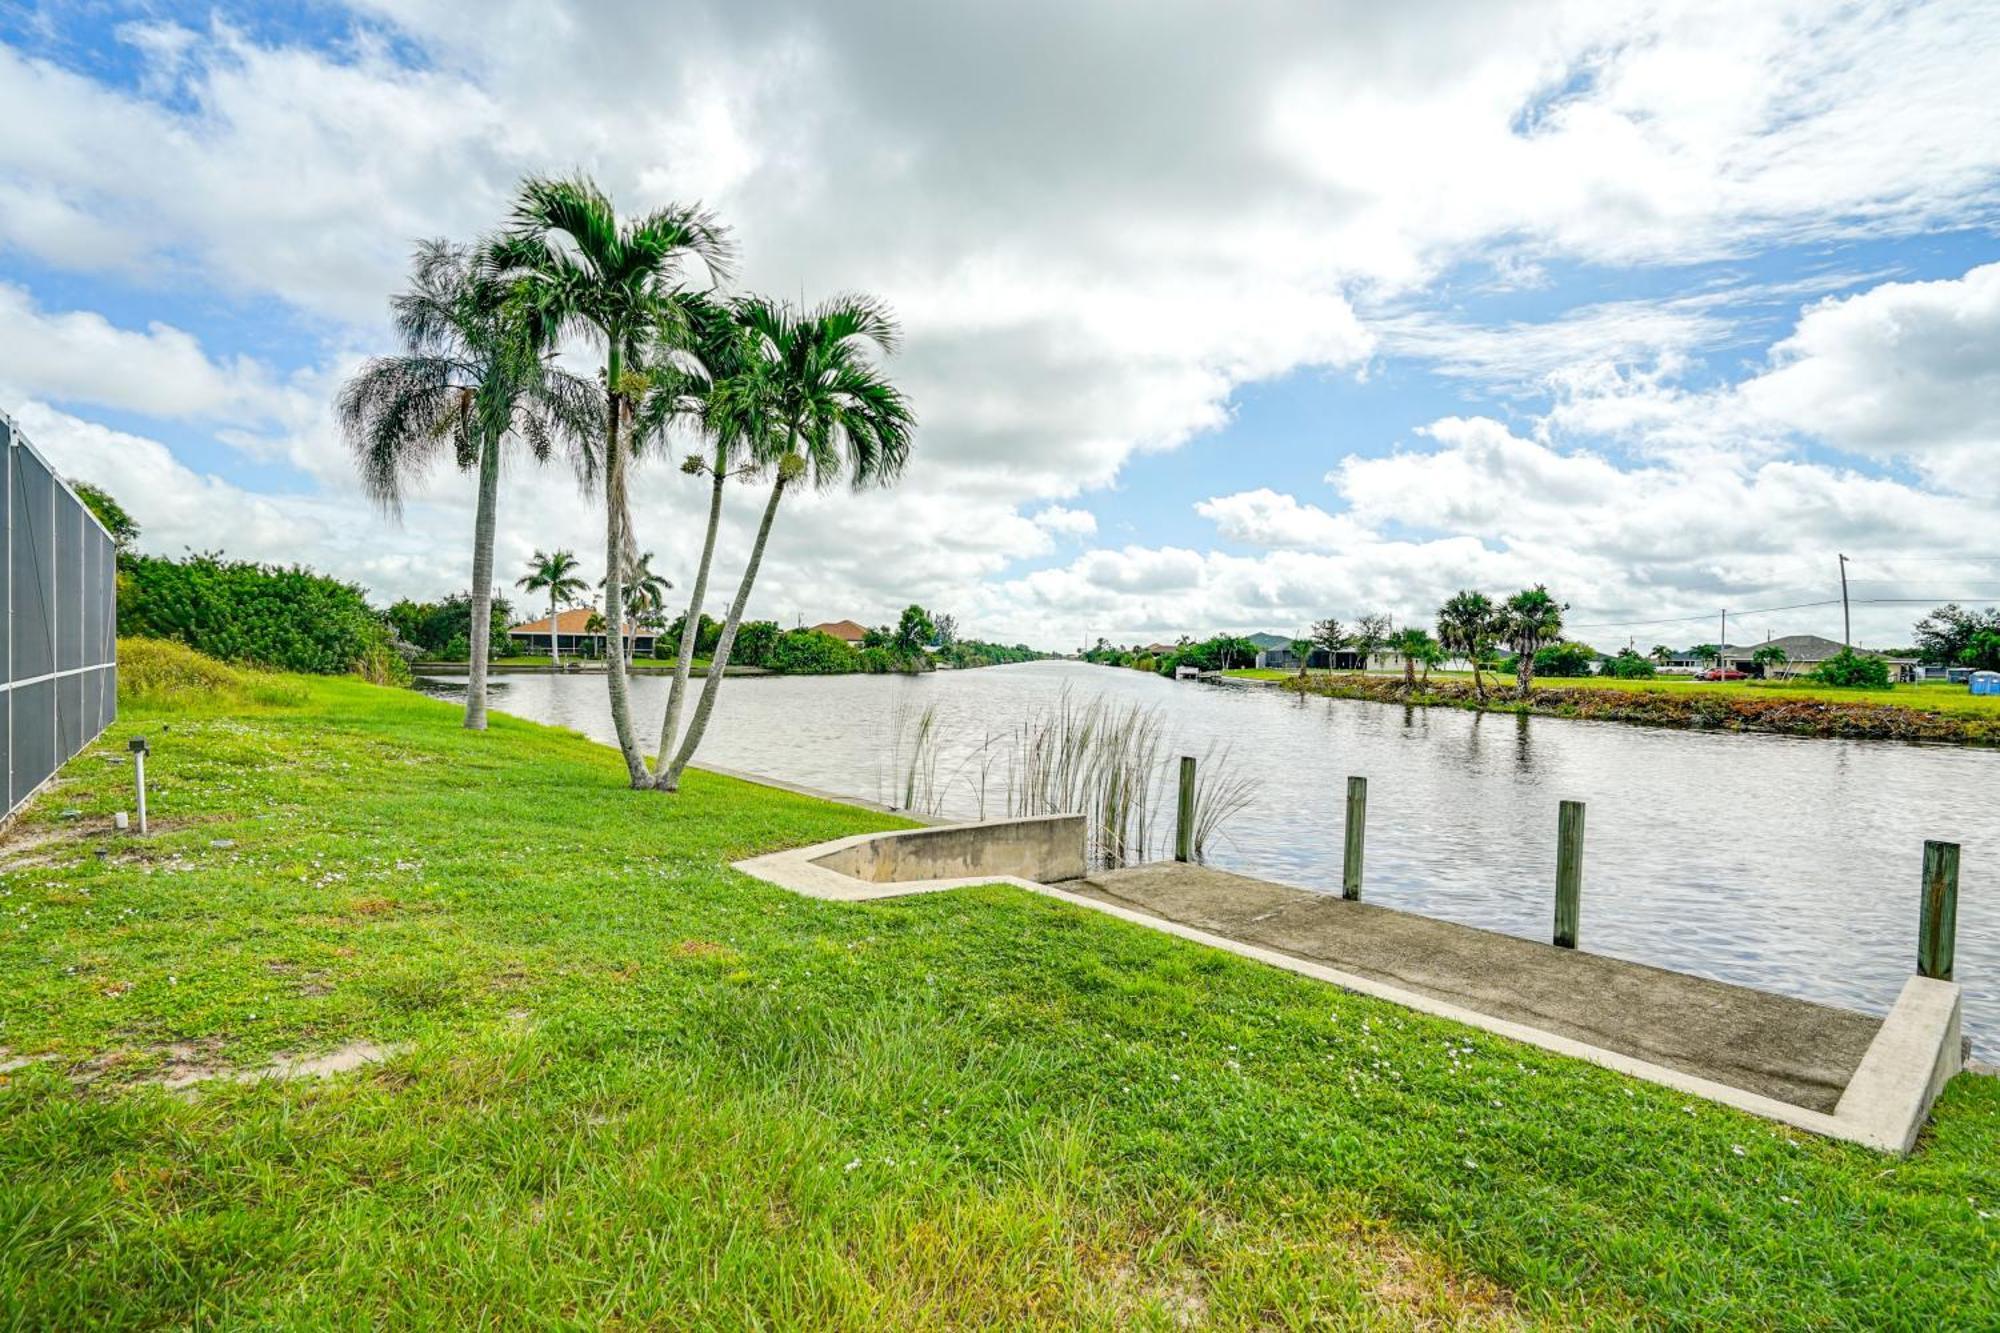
1224,667,2000,716
3,676,1997,1326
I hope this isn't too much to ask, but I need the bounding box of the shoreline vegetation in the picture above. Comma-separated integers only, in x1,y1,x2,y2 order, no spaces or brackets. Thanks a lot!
1258,668,2000,744
4,659,1998,1325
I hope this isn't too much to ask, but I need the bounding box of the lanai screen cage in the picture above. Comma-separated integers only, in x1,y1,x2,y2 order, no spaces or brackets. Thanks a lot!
1,412,117,821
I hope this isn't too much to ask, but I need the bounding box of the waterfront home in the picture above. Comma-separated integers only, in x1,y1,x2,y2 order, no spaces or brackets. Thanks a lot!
806,619,870,646
1716,634,1919,681
508,607,659,659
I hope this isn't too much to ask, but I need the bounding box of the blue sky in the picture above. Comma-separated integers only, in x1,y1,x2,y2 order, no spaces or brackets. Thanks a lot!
2,1,1997,648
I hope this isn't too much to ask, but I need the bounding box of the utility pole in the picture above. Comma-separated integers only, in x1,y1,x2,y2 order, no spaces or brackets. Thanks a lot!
1719,609,1727,674
1838,553,1851,647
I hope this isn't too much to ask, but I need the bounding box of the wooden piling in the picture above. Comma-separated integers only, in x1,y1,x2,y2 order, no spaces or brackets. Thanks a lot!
1175,756,1196,863
1342,776,1367,900
1919,840,1959,981
1554,800,1584,949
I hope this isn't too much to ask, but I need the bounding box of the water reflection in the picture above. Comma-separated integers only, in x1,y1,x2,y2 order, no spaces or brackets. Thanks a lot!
420,661,1997,1055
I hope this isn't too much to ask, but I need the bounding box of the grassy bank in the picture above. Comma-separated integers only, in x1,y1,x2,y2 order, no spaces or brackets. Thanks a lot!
2,673,1996,1326
1230,669,2000,743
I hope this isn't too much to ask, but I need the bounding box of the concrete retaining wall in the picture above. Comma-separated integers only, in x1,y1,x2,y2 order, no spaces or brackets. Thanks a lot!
811,813,1087,884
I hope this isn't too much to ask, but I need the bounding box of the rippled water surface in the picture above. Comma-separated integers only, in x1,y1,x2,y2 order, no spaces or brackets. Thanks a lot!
422,661,1998,1055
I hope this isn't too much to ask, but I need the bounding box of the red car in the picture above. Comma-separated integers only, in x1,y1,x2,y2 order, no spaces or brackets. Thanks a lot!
1697,668,1748,681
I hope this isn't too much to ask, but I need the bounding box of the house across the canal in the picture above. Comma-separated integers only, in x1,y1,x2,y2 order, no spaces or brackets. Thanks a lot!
806,619,870,646
1715,635,1918,681
508,607,658,659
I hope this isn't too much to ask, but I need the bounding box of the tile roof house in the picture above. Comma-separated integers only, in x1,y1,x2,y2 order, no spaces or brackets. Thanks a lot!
807,619,870,645
508,607,658,658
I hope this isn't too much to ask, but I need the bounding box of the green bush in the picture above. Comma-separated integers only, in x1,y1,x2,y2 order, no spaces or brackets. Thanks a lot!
1531,642,1598,678
120,552,402,679
732,620,781,668
766,628,859,674
1809,648,1892,689
385,593,512,661
1601,649,1657,679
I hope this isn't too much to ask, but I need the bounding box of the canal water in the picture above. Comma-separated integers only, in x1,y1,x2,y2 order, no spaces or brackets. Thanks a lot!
420,660,1998,1056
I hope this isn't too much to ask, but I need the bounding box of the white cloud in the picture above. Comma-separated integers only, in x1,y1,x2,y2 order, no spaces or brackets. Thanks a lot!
3,3,1999,646
1030,505,1096,539
1739,262,2000,473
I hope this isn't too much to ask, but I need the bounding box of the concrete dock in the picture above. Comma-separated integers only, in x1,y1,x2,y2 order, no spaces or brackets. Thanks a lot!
1074,863,1883,1114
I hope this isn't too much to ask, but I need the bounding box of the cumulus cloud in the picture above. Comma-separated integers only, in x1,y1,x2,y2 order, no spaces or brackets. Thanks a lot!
3,2,1999,645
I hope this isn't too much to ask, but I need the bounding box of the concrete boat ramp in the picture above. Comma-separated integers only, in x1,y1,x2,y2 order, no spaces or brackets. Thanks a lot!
1073,863,1876,1114
736,812,1966,1153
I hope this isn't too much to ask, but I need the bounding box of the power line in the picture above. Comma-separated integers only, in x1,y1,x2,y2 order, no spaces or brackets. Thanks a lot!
1567,595,2000,632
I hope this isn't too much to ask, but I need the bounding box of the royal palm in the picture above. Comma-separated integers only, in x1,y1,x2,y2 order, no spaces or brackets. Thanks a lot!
486,175,733,786
517,549,587,667
658,294,914,792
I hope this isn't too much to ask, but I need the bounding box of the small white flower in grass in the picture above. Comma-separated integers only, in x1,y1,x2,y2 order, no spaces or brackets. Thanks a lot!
1463,1158,1479,1170
1732,1145,1746,1157
844,1159,860,1172
1169,1073,1180,1083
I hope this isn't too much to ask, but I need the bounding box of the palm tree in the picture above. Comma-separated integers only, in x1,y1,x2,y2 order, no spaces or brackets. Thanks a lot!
658,293,914,792
1648,644,1674,665
486,175,734,787
1389,626,1438,689
640,294,762,776
600,551,673,665
1751,643,1789,679
516,549,587,667
1499,585,1567,698
336,239,591,731
1437,591,1498,702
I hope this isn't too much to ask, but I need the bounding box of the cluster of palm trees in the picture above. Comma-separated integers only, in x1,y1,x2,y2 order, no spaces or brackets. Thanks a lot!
338,174,915,791
1296,584,1566,701
1436,585,1566,699
515,547,672,668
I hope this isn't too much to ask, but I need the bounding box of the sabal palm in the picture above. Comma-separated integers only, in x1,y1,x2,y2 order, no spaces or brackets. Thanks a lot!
1500,585,1566,698
486,174,733,787
659,293,915,791
1389,626,1433,688
336,239,591,730
517,548,587,667
1437,590,1498,701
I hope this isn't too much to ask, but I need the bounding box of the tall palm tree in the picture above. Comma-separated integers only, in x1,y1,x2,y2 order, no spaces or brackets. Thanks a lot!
658,293,915,792
485,175,734,787
600,551,673,665
517,549,587,667
639,295,762,777
1437,590,1498,702
1499,585,1567,698
336,239,591,730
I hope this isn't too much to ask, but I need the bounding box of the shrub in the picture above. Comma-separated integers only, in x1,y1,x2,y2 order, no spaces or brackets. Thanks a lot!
1810,648,1892,689
732,620,781,669
766,628,859,674
116,636,305,709
1601,649,1657,679
1532,642,1598,677
120,553,400,678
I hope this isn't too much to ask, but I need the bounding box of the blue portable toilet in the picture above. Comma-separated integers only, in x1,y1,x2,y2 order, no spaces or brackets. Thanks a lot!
1971,671,2000,696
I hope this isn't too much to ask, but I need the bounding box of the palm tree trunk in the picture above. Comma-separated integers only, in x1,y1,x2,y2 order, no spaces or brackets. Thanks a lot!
1403,657,1415,689
652,456,725,785
548,589,560,668
661,472,787,792
464,433,501,731
599,362,649,788
1517,647,1535,699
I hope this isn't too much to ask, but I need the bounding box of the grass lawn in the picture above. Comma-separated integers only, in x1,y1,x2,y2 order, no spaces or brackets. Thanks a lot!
1225,667,2000,717
3,674,1997,1326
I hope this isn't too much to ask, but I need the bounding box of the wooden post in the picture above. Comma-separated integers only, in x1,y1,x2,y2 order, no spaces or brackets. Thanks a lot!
1554,799,1584,949
1342,776,1367,900
1919,840,1959,981
1174,755,1196,863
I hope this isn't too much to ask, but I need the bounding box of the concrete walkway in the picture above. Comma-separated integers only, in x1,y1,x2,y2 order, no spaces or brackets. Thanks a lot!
1075,863,1881,1114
